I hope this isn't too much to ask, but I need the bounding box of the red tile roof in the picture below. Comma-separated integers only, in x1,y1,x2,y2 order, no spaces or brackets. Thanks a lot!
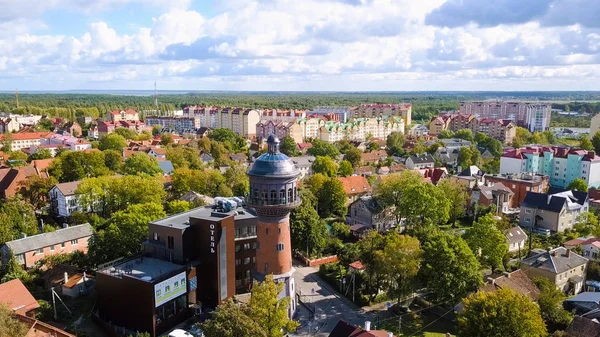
338,176,372,195
0,132,53,141
0,279,40,316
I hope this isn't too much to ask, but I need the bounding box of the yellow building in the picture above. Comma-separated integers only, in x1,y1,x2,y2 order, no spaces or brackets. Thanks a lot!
591,114,600,137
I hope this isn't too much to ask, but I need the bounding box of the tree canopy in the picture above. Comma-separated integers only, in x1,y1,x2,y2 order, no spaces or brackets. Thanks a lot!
248,274,299,337
99,133,127,151
464,214,508,271
122,153,163,176
374,233,421,303
312,156,338,177
567,178,588,192
202,299,267,337
279,136,300,157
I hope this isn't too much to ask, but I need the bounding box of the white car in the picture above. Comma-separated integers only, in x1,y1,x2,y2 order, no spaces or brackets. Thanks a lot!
533,227,551,236
168,329,193,337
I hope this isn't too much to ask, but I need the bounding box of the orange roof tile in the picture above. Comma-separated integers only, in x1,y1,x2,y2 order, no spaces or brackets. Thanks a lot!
0,279,40,316
338,176,372,195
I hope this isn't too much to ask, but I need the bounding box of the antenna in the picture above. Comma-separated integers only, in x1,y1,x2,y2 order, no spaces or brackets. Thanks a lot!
15,89,19,108
154,82,158,109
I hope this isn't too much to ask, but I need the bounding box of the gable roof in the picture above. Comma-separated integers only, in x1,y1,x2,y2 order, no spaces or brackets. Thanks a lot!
505,226,527,244
338,176,372,195
408,153,434,164
52,180,82,196
565,316,600,337
329,320,395,337
522,188,588,213
158,160,175,175
482,269,539,300
522,247,588,274
4,224,94,255
0,279,40,315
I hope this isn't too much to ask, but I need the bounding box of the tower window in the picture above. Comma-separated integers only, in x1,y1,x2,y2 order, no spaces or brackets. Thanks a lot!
280,189,286,204
278,228,281,235
264,263,268,274
277,243,284,252
288,188,293,202
270,190,277,204
266,228,269,235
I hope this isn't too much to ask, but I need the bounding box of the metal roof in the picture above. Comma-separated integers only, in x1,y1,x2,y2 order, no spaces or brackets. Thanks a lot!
4,224,93,255
247,135,299,178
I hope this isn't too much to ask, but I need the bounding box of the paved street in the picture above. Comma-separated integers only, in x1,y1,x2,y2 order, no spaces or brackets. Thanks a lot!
292,263,373,336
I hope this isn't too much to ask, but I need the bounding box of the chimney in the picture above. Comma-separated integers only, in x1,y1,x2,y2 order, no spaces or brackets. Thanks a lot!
566,249,571,257
590,151,596,159
64,272,69,284
365,321,371,331
551,250,557,257
388,332,394,337
503,271,511,278
20,233,27,239
83,271,87,282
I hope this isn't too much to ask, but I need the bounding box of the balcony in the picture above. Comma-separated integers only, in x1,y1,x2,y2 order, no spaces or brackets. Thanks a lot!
246,197,302,209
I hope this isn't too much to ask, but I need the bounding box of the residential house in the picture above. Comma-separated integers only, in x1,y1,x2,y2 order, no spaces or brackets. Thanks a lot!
564,237,597,250
346,196,397,232
290,156,315,179
0,166,38,198
434,146,461,165
448,114,478,134
471,181,515,213
428,115,452,136
519,187,589,232
480,269,539,300
195,126,212,138
521,247,588,294
329,320,396,337
297,142,313,154
0,279,40,317
1,224,94,268
338,176,372,204
564,316,600,337
500,146,600,188
360,150,388,165
0,132,52,151
62,121,82,136
564,292,600,315
30,158,54,178
582,238,600,262
407,124,429,138
419,167,448,185
485,173,549,208
377,166,390,175
49,180,84,217
452,165,485,188
108,109,140,122
350,103,412,126
15,314,76,337
62,272,95,298
158,160,175,176
355,166,375,177
405,153,435,170
200,153,214,165
505,227,528,253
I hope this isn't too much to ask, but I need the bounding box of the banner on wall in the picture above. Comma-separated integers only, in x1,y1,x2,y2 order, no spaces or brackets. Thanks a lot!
154,271,187,307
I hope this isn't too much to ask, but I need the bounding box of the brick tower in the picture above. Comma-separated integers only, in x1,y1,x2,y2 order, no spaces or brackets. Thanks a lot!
247,135,301,316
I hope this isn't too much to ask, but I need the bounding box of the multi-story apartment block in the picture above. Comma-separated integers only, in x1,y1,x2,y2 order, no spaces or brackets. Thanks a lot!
298,118,326,140
477,119,516,143
145,116,200,134
306,107,350,122
0,132,52,151
484,173,550,208
256,120,304,143
351,104,412,126
97,120,148,137
107,110,140,123
318,117,404,142
500,146,600,188
429,113,516,143
261,109,305,120
448,114,478,133
428,115,453,136
179,107,260,138
459,101,551,132
0,113,43,133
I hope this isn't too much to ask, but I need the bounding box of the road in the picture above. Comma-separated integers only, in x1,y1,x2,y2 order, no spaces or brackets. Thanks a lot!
292,263,373,336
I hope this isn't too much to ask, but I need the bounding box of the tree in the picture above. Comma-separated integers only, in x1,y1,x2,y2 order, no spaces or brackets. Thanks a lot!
122,153,162,176
513,127,533,147
580,135,594,150
376,171,424,224
331,222,351,239
103,149,124,172
160,133,174,146
534,277,573,330
8,151,28,167
1,133,13,152
47,151,110,182
0,304,29,337
304,173,328,196
36,118,55,131
400,183,450,226
0,198,38,245
279,136,300,157
420,232,482,301
312,156,338,177
224,165,250,196
338,160,353,177
343,146,362,167
17,175,57,209
457,146,480,170
374,233,421,303
593,132,600,154
28,148,52,161
575,211,600,237
99,133,127,151
437,179,467,223
464,214,508,271
202,299,267,337
567,178,588,192
437,129,454,139
166,200,192,215
166,146,202,169
114,127,138,140
458,288,547,337
248,274,299,337
455,128,474,141
386,131,405,155
209,128,246,153
316,178,347,218
290,189,329,257
170,168,229,197
307,139,339,157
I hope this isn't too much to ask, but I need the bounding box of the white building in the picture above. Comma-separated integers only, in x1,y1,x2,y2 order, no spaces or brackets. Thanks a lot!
405,154,435,170
505,226,527,253
407,124,429,138
582,238,600,262
0,132,53,151
49,181,85,217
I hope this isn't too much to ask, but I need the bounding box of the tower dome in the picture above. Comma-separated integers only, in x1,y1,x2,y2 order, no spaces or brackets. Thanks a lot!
247,135,300,179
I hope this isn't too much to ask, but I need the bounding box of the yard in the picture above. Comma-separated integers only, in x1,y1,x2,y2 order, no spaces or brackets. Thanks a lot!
375,308,457,337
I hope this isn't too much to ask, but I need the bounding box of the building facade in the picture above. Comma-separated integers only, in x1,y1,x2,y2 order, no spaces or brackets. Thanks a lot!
318,117,404,143
49,181,85,217
519,188,589,232
179,106,260,138
346,196,397,232
521,247,587,294
351,104,412,126
484,173,549,208
459,101,551,132
500,146,600,188
256,120,304,143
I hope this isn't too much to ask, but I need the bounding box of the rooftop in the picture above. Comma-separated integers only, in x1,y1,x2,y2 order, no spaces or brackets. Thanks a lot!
0,279,40,316
99,256,183,282
522,247,588,274
151,202,257,229
4,224,94,255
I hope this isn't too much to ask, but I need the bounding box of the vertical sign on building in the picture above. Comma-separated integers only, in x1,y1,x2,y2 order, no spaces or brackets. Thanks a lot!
210,223,216,254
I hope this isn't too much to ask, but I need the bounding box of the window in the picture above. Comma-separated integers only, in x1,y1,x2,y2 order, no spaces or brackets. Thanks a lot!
235,228,241,237
525,209,532,214
61,242,65,248
153,232,159,241
278,228,281,235
167,236,174,249
236,279,242,287
235,244,241,252
264,263,268,274
270,190,277,204
251,242,257,249
15,254,24,264
288,188,293,202
36,248,44,254
243,243,251,251
280,189,285,204
244,257,251,265
252,256,256,263
70,239,78,245
525,217,531,223
277,243,284,252
50,245,54,251
235,259,241,266
249,226,256,236
266,228,269,235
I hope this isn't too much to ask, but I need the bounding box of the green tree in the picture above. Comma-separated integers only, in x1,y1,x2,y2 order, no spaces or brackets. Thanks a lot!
0,198,38,245
307,139,340,157
374,233,421,303
113,127,138,140
312,156,338,177
458,288,547,337
437,129,454,139
8,151,28,167
224,165,250,196
1,133,13,152
376,171,423,224
386,131,405,155
343,146,362,167
0,304,29,337
575,211,600,236
567,178,588,192
166,146,203,169
304,173,328,196
122,153,162,176
209,128,246,153
152,125,162,136
420,232,482,301
36,118,55,131
103,149,124,172
279,136,300,157
534,277,573,330
17,175,58,210
330,222,351,239
0,254,30,283
437,179,467,222
580,135,594,150
248,274,299,337
338,160,353,177
166,200,192,215
464,214,508,271
202,299,267,337
513,127,533,147
28,148,52,161
290,190,328,257
49,150,110,182
160,133,174,146
317,178,347,218
170,168,229,197
99,133,127,151
400,183,450,227
593,132,600,154
455,128,474,141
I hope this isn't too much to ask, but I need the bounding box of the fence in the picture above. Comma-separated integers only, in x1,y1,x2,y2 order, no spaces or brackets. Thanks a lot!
295,251,338,267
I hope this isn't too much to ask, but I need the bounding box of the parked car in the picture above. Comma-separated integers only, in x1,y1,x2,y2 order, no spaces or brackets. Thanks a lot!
533,227,551,236
168,329,193,337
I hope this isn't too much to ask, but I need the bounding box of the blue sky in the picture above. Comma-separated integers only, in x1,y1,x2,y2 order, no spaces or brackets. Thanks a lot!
1,0,600,91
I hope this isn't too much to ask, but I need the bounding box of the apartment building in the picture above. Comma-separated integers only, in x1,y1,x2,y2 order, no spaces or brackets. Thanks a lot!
477,119,516,143
107,110,140,123
0,113,43,133
429,113,516,143
145,116,200,134
500,146,600,188
306,107,350,122
428,115,453,136
256,120,304,143
261,109,305,120
485,173,549,208
97,120,148,137
0,132,52,151
351,103,412,126
459,101,551,132
319,117,404,142
30,133,91,156
179,107,260,138
519,187,589,232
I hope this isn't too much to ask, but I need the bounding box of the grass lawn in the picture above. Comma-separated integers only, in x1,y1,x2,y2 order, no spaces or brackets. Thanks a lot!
376,309,457,337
